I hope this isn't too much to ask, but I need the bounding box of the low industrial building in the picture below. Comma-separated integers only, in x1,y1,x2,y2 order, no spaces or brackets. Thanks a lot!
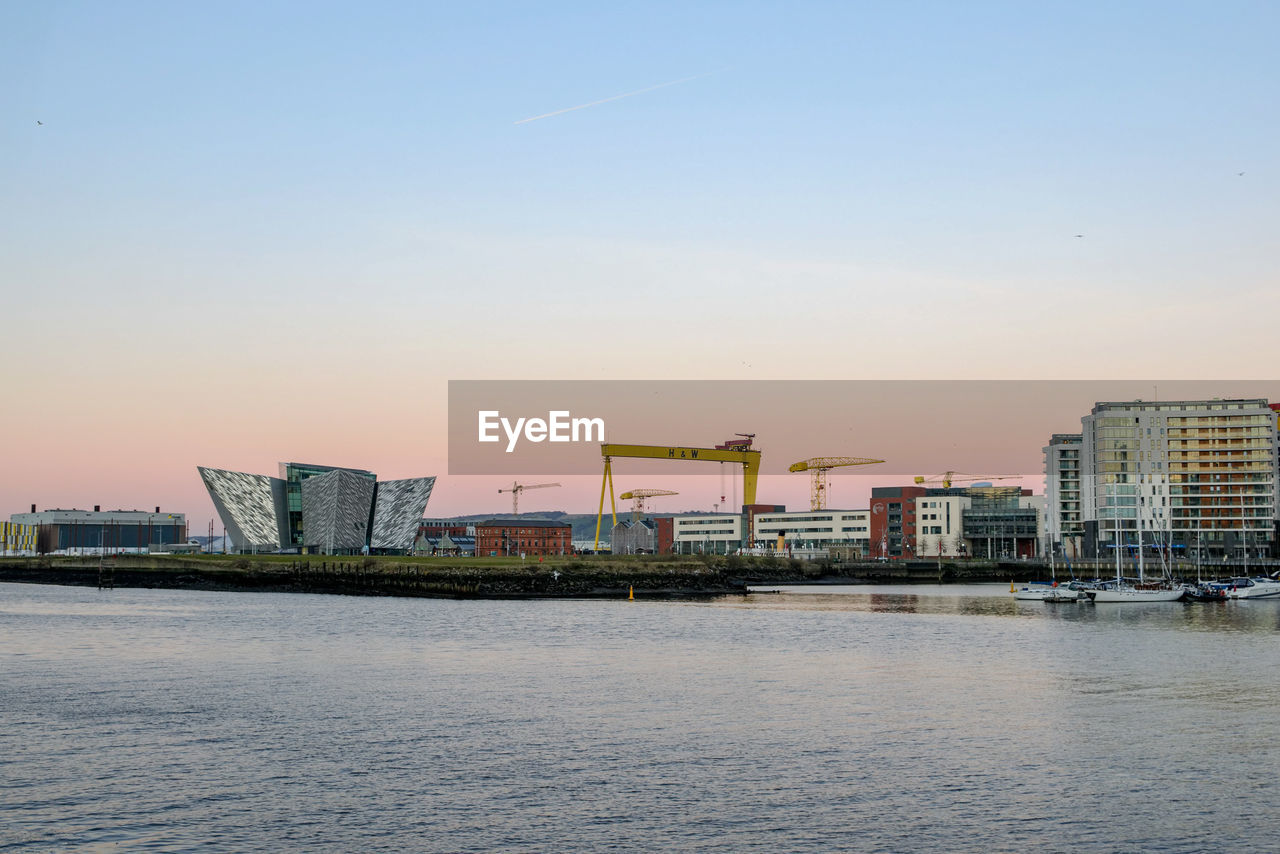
475,519,572,556
612,519,657,554
8,507,187,554
414,532,475,556
1,520,38,555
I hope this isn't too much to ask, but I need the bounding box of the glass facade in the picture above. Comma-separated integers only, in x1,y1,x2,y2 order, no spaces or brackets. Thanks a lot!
962,488,1038,558
279,463,376,549
1083,400,1278,557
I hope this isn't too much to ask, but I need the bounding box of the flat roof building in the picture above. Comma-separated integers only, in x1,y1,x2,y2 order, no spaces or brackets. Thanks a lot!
1077,398,1278,559
672,514,745,555
754,509,871,552
9,507,187,554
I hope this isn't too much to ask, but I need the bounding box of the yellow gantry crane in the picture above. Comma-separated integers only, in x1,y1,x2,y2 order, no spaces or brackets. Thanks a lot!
595,437,762,551
912,472,1019,489
497,481,561,515
619,489,679,522
789,456,885,511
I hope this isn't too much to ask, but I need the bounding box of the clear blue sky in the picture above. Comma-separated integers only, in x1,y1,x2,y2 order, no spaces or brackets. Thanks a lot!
3,1,1278,517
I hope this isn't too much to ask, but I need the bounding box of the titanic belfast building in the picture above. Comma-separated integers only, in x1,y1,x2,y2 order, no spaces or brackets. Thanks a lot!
199,462,435,555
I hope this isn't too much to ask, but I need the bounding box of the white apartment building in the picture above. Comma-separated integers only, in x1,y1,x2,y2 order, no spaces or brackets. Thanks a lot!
1079,399,1278,558
1043,433,1084,558
913,495,968,557
672,514,745,554
754,509,871,553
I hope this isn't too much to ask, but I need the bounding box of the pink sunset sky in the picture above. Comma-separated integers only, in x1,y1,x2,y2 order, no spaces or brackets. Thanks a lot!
5,5,1279,531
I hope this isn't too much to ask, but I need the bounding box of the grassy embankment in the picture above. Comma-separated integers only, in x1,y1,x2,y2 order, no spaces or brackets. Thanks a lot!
0,552,820,598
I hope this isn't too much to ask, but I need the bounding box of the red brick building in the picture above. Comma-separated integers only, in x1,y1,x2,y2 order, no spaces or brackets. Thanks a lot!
476,519,572,556
419,522,470,539
869,486,926,559
654,517,674,554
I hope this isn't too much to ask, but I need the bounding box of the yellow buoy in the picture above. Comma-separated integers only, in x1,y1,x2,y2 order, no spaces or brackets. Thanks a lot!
628,585,634,600
1010,580,1015,592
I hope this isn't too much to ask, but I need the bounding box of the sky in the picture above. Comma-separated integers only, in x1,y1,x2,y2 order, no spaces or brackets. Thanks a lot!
2,1,1279,528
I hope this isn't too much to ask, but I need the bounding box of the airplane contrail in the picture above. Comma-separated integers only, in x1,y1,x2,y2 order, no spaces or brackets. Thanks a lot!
514,69,726,125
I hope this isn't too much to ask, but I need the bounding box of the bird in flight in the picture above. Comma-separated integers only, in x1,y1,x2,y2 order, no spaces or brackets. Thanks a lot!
1237,171,1245,176
36,120,43,126
1074,234,1084,238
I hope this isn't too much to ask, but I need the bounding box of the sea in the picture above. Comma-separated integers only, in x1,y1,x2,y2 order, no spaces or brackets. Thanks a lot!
2,581,1278,852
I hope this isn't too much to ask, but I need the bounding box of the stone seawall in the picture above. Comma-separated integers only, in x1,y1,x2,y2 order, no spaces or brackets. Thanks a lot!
0,555,1051,599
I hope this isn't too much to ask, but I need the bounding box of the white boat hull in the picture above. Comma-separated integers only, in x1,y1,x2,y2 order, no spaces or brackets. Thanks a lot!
1089,587,1185,603
1225,580,1280,599
1013,586,1082,601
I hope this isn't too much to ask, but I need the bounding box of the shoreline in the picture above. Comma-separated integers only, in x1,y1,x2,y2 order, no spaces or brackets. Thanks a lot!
0,554,1049,600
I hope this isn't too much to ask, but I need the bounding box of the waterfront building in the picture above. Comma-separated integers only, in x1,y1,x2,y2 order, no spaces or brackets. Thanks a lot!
612,519,657,554
753,509,871,553
672,514,745,555
300,469,375,553
8,507,187,554
1,520,38,555
654,516,674,554
413,532,475,556
914,494,969,558
960,488,1043,559
475,519,571,556
280,462,376,549
868,485,1044,560
869,486,926,558
1076,399,1279,559
198,463,435,554
419,521,474,538
1043,433,1084,558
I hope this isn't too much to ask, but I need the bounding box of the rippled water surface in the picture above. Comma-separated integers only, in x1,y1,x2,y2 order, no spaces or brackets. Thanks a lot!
3,581,1279,852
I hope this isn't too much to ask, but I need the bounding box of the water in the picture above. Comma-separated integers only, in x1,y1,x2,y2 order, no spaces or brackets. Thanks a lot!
2,581,1279,852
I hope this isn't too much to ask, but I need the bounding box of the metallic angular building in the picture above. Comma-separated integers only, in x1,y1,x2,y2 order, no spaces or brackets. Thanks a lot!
198,467,288,553
300,469,376,553
370,477,437,551
199,462,435,555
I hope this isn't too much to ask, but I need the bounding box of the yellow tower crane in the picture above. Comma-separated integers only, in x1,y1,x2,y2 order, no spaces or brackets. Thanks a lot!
497,481,561,515
789,456,885,511
619,489,679,522
912,472,1019,488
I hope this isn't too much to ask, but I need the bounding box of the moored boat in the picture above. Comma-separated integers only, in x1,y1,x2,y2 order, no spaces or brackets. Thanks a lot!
1182,582,1229,602
1013,581,1083,602
1087,584,1185,603
1221,577,1280,599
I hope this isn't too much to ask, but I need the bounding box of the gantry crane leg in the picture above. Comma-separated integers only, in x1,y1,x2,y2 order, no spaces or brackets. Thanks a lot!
594,458,618,552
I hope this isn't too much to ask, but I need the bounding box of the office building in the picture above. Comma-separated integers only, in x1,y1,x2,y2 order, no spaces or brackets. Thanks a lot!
671,514,745,555
753,509,871,553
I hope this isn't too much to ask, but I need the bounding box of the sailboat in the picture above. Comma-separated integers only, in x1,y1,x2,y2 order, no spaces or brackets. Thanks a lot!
1012,549,1083,601
1088,502,1184,603
1012,580,1084,601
